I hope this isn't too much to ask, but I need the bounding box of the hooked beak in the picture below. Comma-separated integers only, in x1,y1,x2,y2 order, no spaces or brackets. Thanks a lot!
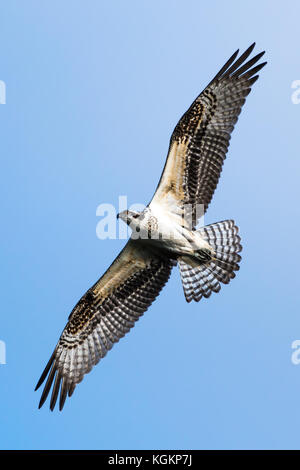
117,210,128,222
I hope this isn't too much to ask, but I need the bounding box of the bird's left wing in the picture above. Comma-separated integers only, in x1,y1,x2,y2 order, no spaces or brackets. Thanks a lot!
35,240,173,411
150,43,266,226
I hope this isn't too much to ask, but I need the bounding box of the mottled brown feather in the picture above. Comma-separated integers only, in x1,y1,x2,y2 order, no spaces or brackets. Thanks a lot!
36,241,174,410
151,44,266,226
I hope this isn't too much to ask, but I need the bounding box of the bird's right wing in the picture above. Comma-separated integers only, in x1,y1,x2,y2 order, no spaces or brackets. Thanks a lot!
35,240,174,411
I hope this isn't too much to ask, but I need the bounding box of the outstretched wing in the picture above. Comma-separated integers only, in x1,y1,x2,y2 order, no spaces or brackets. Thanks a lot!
150,43,266,226
35,241,174,411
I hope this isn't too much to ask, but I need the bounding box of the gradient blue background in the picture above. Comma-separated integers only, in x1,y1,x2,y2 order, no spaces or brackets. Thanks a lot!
1,0,299,450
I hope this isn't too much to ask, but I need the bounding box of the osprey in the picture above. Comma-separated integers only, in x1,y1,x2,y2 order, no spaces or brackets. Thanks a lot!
36,43,266,410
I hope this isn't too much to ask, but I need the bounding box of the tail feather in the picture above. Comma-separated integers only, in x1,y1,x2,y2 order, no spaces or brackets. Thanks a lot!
179,220,242,302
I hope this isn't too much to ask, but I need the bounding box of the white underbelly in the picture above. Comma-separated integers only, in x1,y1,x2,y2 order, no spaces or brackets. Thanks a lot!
147,219,210,256
145,201,211,256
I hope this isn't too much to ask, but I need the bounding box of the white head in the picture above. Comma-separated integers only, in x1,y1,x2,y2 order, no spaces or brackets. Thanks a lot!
117,209,144,233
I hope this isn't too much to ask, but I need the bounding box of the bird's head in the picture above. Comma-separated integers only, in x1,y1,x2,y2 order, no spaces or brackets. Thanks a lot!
117,209,142,228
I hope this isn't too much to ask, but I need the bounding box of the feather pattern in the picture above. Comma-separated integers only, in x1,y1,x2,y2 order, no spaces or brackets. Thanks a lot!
35,241,174,410
179,220,242,302
151,43,266,226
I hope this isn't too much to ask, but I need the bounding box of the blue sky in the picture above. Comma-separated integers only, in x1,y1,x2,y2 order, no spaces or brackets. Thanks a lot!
1,0,300,450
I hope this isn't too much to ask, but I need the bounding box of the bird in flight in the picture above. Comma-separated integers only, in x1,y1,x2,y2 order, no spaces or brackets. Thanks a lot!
36,43,266,410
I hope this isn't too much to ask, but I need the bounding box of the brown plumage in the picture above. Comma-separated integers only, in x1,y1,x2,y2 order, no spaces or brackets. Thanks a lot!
36,242,173,411
151,43,266,226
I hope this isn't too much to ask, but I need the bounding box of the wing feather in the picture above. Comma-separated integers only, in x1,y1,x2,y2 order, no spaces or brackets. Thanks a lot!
150,43,267,225
35,241,173,410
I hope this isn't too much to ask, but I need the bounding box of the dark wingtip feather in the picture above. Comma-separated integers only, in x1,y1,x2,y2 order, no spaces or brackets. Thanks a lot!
35,350,56,391
37,362,56,409
232,51,266,78
210,43,266,86
59,377,68,411
241,61,267,79
68,383,76,397
207,48,239,86
50,371,61,411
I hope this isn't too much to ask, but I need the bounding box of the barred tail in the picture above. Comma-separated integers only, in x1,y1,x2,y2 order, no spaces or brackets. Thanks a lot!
178,220,242,302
